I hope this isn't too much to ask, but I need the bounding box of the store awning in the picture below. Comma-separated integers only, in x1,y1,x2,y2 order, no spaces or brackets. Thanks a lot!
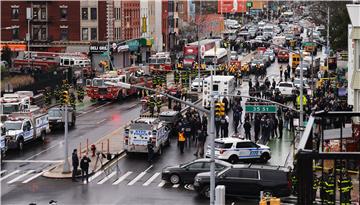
0,43,27,51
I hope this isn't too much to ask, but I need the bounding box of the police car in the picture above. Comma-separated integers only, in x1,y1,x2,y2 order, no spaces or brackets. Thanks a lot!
205,137,271,164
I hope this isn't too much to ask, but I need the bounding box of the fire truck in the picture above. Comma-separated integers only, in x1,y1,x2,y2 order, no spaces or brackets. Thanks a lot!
12,51,94,77
86,69,152,101
182,39,220,69
149,52,172,73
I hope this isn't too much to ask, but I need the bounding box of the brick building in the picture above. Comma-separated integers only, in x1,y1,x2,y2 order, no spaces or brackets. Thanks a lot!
121,1,140,40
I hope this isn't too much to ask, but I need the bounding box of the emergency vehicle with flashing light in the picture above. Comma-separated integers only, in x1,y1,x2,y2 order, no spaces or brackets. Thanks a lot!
205,137,271,164
124,117,170,155
149,52,172,73
3,106,50,151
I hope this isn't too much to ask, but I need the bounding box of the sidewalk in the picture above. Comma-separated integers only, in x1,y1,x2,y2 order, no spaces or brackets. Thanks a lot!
43,123,124,179
75,95,96,112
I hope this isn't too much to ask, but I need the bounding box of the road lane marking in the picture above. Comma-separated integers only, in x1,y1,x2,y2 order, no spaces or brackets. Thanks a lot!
96,119,106,124
88,170,104,182
7,170,35,184
0,170,20,182
22,171,44,183
144,165,153,172
143,172,160,186
77,102,112,117
157,180,166,187
112,171,132,185
3,160,63,163
0,170,6,175
25,142,62,160
97,171,116,184
172,184,180,188
127,172,146,186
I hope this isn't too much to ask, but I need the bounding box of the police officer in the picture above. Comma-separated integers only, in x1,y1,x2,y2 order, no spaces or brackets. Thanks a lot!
338,169,352,205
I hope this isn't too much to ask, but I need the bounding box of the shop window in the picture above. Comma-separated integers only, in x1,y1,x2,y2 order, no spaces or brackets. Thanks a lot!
60,8,68,20
90,8,97,20
82,28,89,40
11,8,19,19
82,8,88,20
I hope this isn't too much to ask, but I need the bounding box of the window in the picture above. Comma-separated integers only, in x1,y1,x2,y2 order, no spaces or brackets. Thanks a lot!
60,28,68,41
82,28,89,40
60,8,67,20
82,8,88,20
236,142,258,148
33,27,40,40
213,84,219,91
12,27,19,40
238,170,258,179
223,169,240,178
11,8,19,19
175,18,179,28
90,28,97,40
214,142,232,149
90,8,97,20
186,162,203,170
115,8,120,20
33,7,40,19
41,28,47,40
41,8,46,19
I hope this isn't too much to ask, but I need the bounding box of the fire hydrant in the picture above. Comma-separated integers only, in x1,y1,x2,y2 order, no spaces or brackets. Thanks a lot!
91,144,96,157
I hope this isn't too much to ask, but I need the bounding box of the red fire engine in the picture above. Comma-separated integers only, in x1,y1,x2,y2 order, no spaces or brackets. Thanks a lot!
86,69,152,101
12,51,94,77
149,52,172,73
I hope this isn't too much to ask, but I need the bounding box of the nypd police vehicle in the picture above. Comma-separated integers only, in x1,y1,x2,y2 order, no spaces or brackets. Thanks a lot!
205,137,271,164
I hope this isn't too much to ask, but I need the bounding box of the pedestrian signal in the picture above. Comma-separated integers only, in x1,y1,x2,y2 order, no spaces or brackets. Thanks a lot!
62,91,69,105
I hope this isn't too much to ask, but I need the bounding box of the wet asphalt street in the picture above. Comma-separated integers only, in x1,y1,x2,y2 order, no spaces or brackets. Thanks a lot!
1,57,296,205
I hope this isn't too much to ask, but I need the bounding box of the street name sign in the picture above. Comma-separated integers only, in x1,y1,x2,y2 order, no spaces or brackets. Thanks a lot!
245,105,277,113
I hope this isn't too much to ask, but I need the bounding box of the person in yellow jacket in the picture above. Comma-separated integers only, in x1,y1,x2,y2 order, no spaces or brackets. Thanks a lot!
178,129,186,154
296,95,307,109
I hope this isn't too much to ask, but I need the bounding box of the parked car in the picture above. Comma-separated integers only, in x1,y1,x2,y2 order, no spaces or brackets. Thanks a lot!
194,164,291,198
264,50,275,62
190,77,204,91
161,158,231,185
230,51,238,61
275,82,296,97
205,138,271,163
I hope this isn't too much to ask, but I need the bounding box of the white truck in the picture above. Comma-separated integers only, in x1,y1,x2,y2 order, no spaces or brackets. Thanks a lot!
124,117,170,155
202,75,236,108
3,106,50,151
0,93,31,116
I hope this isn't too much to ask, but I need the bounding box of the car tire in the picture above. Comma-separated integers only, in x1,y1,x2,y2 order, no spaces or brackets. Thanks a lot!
170,174,180,185
260,153,270,163
201,185,210,198
18,138,24,151
228,155,239,164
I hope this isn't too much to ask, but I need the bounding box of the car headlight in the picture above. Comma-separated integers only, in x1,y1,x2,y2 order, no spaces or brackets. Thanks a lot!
162,170,171,173
195,177,201,182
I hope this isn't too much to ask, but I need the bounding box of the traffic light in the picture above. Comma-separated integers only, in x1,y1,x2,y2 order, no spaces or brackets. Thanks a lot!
62,91,69,105
215,102,225,117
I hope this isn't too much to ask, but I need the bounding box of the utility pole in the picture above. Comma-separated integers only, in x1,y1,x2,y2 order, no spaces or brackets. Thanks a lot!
326,6,330,68
197,0,202,93
26,8,32,70
62,92,70,173
209,67,215,205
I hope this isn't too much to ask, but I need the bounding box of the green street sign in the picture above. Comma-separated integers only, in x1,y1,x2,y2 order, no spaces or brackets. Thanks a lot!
246,2,253,8
245,105,277,113
303,42,316,47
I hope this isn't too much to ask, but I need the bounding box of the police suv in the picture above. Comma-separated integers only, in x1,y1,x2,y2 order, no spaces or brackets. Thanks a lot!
205,137,271,163
124,117,170,155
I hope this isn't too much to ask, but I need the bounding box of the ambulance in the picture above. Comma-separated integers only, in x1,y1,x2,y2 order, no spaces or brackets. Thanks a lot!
124,117,170,155
202,75,236,109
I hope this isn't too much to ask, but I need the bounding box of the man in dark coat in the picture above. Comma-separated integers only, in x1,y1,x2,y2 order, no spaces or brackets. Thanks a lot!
243,120,252,140
80,154,91,183
254,114,261,141
72,149,79,182
147,139,154,163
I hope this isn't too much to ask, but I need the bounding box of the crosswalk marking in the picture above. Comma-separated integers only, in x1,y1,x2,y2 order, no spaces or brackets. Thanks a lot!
22,171,44,184
157,180,166,187
0,170,6,175
97,171,116,185
7,170,35,184
112,171,133,185
88,171,103,182
127,172,146,186
172,184,180,188
0,170,20,182
143,172,160,186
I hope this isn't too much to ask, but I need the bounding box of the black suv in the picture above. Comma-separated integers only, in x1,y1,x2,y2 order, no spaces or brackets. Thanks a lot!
193,164,291,198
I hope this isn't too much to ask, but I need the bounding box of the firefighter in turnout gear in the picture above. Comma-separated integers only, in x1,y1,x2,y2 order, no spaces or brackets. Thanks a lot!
44,88,52,105
313,173,320,202
324,171,336,205
148,96,156,117
338,169,353,205
70,92,76,109
77,87,85,103
155,97,162,115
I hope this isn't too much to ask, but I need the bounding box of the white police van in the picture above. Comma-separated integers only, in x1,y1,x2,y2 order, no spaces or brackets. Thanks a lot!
205,137,271,163
124,117,170,155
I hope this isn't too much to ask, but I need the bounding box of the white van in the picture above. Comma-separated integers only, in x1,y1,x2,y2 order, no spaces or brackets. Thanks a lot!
202,75,236,108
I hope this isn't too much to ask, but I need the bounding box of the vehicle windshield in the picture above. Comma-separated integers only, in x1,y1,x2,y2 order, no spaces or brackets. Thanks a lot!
48,109,62,117
149,58,157,64
158,58,166,64
92,79,104,86
4,122,22,130
214,141,232,149
1,104,20,114
184,55,196,60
